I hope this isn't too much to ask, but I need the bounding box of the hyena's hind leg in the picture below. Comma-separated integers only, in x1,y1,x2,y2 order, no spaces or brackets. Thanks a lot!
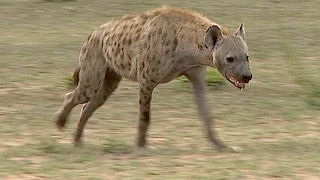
73,69,122,146
54,62,96,130
54,88,90,131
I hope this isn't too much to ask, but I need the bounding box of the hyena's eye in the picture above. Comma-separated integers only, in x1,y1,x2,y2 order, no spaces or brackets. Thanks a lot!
226,57,234,63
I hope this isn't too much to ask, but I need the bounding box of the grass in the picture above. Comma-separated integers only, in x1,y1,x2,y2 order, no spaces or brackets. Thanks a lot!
1,0,320,179
63,73,76,88
177,68,226,89
42,0,76,2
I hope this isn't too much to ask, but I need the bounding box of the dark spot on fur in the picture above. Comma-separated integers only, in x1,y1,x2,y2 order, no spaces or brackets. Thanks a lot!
82,46,87,52
157,27,162,35
139,19,146,26
136,34,140,41
165,49,170,55
152,68,156,73
87,33,92,41
173,38,178,51
140,89,145,95
142,61,145,69
162,32,168,39
135,28,141,34
115,44,121,56
144,42,148,49
142,111,149,120
140,14,148,20
157,60,161,65
173,29,177,35
122,37,126,45
120,63,125,69
150,79,157,84
165,40,170,47
114,22,120,30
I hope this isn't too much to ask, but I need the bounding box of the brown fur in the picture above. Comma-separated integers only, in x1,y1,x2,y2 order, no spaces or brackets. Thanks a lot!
73,67,80,86
54,6,250,152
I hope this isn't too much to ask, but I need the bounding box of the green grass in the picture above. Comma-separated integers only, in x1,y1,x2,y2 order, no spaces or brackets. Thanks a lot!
1,0,320,179
63,73,76,88
177,68,226,89
102,138,132,154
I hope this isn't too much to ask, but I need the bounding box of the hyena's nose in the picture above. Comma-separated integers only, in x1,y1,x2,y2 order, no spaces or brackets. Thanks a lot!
242,73,252,83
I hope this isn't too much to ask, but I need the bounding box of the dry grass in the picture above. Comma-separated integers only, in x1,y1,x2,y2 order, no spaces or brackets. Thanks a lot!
1,0,320,179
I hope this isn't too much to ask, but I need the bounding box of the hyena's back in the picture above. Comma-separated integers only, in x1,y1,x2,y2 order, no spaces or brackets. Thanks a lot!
79,13,156,82
78,7,213,82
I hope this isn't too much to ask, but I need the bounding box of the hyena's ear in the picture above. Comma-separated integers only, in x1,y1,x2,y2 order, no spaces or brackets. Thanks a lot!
204,25,223,50
234,23,245,41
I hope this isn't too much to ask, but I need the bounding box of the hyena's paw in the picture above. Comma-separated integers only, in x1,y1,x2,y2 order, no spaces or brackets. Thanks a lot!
73,139,83,148
54,113,69,131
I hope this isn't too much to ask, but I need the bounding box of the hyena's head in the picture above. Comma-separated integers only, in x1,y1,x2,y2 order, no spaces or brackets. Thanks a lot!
204,23,252,90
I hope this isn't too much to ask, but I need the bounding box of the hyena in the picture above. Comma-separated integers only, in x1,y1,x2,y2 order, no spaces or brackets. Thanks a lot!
54,6,252,152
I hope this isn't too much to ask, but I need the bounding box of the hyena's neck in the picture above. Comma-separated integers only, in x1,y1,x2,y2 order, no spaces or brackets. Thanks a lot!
174,26,215,68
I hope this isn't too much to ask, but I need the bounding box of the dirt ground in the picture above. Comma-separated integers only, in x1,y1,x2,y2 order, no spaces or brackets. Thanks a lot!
1,0,319,179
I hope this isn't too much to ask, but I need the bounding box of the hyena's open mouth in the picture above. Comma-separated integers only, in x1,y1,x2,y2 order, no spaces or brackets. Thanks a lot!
225,75,247,91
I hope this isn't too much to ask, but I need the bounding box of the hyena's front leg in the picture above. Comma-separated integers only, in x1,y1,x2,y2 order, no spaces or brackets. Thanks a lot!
137,82,156,148
185,67,241,152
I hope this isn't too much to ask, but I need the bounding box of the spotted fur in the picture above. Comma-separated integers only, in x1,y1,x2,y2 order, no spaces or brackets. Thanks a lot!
54,6,251,152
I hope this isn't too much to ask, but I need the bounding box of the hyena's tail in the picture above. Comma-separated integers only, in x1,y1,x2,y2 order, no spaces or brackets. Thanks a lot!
73,66,80,87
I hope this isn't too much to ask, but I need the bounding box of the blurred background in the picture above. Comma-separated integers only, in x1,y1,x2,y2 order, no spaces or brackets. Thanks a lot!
1,0,319,179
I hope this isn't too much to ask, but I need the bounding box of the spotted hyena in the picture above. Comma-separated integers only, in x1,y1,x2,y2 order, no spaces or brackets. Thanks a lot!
54,6,252,152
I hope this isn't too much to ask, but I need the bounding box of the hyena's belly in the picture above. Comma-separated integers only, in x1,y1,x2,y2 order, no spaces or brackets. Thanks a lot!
103,46,139,82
